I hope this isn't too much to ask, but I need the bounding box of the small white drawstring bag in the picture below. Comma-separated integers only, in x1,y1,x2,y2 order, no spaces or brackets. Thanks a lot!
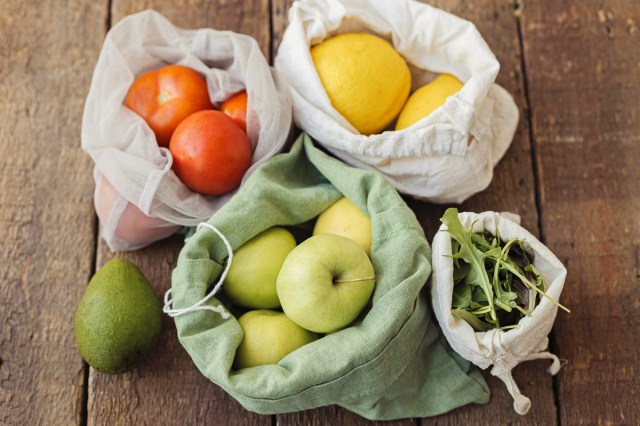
82,10,293,251
431,211,567,414
274,0,519,203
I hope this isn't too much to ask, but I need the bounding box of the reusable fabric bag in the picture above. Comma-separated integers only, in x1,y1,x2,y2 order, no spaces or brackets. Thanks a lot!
431,211,567,414
274,0,519,203
168,134,490,420
82,10,292,251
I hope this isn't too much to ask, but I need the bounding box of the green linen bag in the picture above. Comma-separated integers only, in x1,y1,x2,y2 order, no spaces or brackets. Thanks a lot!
169,134,489,420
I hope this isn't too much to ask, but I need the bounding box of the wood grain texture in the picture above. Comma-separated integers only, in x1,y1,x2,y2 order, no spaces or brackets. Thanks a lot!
87,1,272,425
111,0,271,58
277,406,417,426
271,0,292,59
0,0,106,424
521,0,640,424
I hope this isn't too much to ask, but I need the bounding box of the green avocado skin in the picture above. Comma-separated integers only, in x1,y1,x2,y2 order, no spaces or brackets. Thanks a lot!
74,258,162,374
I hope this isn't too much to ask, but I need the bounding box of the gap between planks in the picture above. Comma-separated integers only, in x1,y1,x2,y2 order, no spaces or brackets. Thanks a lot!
513,0,562,424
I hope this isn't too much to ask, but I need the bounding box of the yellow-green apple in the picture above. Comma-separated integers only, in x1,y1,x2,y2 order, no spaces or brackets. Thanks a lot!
276,233,375,333
224,227,296,308
313,197,372,256
235,309,319,369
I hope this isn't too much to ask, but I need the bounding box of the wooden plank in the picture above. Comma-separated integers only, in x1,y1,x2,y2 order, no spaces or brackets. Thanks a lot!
278,407,416,426
0,0,106,424
521,0,640,424
111,0,271,58
271,0,555,424
86,1,272,425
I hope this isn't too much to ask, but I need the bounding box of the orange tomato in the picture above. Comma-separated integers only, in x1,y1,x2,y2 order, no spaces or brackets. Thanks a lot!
124,65,213,147
220,90,248,132
169,110,252,195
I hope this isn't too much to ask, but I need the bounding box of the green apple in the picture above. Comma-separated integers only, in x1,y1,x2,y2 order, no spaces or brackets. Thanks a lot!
276,233,375,333
235,309,319,369
313,197,372,256
224,227,296,309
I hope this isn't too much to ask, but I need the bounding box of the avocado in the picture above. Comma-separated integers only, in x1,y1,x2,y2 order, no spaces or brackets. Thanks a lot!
74,258,162,374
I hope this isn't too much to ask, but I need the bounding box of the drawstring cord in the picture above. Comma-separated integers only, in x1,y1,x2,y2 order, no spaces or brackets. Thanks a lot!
163,222,232,320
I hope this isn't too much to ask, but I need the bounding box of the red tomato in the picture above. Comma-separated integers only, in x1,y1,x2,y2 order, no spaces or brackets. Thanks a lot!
169,110,252,195
220,90,248,132
124,65,213,147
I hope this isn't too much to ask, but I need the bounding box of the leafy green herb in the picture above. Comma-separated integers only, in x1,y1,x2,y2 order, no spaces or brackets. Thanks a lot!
452,308,492,332
441,208,569,332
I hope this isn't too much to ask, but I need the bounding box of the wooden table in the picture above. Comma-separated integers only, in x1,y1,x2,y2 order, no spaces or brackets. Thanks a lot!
1,0,638,424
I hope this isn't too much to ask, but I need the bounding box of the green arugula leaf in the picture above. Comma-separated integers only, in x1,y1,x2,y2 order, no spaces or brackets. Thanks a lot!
525,264,545,291
452,282,472,308
453,261,470,283
452,308,492,332
443,209,570,331
471,233,492,252
441,208,497,321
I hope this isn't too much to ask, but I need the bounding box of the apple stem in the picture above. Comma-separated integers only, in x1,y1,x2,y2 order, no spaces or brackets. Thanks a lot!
333,275,376,284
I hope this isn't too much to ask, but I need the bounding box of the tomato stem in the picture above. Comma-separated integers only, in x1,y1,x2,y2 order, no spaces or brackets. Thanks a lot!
157,92,171,105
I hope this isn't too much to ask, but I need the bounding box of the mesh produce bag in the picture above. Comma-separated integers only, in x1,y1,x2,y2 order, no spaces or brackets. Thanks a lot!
275,0,519,203
167,134,490,420
81,10,292,251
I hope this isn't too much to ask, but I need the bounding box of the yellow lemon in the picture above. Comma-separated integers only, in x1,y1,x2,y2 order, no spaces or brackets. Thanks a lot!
311,33,411,135
395,74,464,130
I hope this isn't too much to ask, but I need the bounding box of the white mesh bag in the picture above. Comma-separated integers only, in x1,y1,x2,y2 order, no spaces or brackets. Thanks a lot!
82,10,292,250
275,0,519,203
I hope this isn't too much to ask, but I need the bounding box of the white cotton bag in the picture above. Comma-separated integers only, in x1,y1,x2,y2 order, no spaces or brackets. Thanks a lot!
82,10,293,251
274,0,519,203
431,211,567,415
